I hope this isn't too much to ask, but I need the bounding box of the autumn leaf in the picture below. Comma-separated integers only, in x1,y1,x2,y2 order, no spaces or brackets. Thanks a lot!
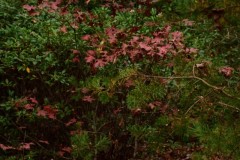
151,37,164,44
157,45,170,57
26,67,30,73
70,22,79,29
85,55,95,63
219,66,234,77
81,87,90,94
23,4,36,11
65,118,77,126
72,49,80,55
139,42,152,51
24,104,34,110
132,108,142,116
18,143,34,150
29,11,40,16
50,1,59,10
85,0,91,4
93,59,106,68
124,79,134,88
0,144,14,151
121,43,128,55
29,97,38,104
72,57,80,63
37,109,47,117
62,146,72,153
182,19,195,26
171,31,183,42
82,96,95,103
58,151,65,157
60,26,67,33
105,27,120,44
186,47,198,54
37,105,58,119
60,7,68,15
148,101,162,109
43,105,58,119
81,35,91,41
38,1,49,10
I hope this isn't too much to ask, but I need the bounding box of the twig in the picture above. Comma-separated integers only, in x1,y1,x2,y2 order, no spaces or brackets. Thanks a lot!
133,136,138,158
11,120,46,150
136,70,239,99
218,102,240,112
185,96,203,115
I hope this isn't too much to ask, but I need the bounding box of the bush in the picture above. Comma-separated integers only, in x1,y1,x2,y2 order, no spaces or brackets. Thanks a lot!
0,0,240,159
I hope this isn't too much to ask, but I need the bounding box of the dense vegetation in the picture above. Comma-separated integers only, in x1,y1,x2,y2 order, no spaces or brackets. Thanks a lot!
0,0,240,159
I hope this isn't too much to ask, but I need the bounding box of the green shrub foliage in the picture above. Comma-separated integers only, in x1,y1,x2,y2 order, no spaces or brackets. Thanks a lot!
0,0,240,159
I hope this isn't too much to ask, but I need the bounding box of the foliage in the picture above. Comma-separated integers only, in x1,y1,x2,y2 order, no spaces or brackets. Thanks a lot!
0,0,240,159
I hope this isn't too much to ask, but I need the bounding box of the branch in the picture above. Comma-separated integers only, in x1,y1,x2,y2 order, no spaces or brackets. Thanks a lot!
218,102,240,112
185,96,203,115
136,70,239,100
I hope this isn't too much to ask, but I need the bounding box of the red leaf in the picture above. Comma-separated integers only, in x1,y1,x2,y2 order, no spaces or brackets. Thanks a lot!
85,55,95,63
182,19,195,26
104,54,117,63
43,105,58,119
121,43,128,55
151,37,164,44
0,144,14,151
37,109,47,117
219,66,234,77
72,49,80,55
164,25,171,34
132,108,142,116
160,104,169,113
125,79,134,88
81,87,90,94
130,36,140,45
70,22,79,29
185,47,198,54
72,57,80,63
129,26,140,33
23,4,36,11
24,104,34,110
65,118,77,126
57,146,73,157
57,151,65,157
139,42,151,51
29,97,38,104
81,35,91,41
73,11,85,22
105,27,119,44
93,59,106,68
50,2,59,10
62,146,72,153
38,1,49,9
157,46,169,57
87,50,95,55
60,26,67,33
148,101,162,109
85,0,91,4
60,7,68,15
37,106,58,119
18,143,34,150
82,96,95,103
171,31,183,42
29,10,40,16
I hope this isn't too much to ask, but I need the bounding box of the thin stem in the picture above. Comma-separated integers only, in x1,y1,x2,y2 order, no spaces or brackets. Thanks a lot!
136,70,239,100
218,102,240,112
185,96,203,115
